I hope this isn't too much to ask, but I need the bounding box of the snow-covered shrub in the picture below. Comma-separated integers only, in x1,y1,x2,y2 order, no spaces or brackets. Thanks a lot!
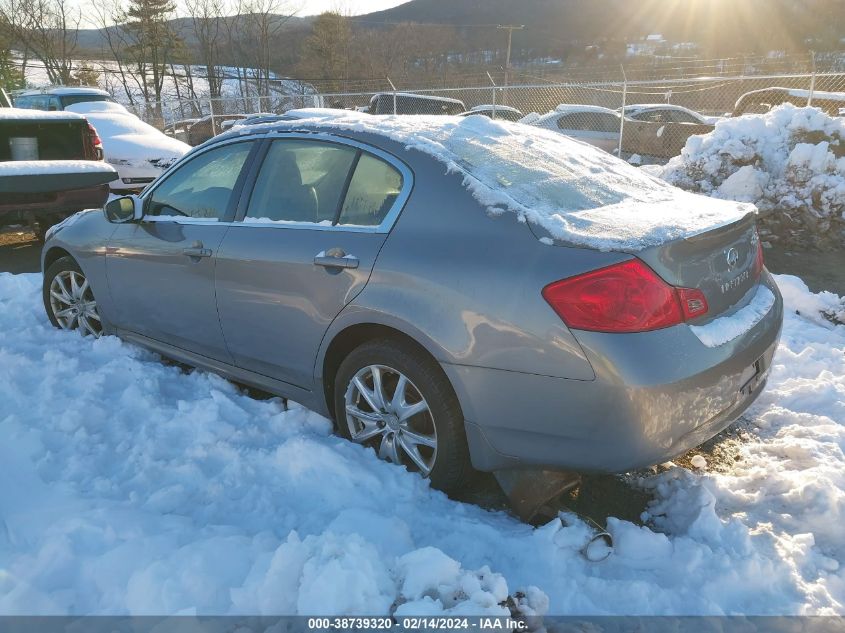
658,104,845,248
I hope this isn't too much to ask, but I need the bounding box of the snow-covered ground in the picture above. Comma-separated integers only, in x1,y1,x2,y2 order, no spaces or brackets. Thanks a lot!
0,271,843,616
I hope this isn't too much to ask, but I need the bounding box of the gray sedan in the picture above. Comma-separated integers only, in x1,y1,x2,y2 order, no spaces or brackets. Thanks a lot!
41,117,783,494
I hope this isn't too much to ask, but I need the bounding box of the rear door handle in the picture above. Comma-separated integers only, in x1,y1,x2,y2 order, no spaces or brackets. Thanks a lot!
183,241,212,258
314,249,359,269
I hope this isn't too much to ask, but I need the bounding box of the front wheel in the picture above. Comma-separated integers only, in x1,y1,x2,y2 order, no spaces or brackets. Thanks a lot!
334,339,472,493
43,256,103,337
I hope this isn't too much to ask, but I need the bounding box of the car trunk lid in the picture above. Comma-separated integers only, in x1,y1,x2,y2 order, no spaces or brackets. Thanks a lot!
631,211,759,321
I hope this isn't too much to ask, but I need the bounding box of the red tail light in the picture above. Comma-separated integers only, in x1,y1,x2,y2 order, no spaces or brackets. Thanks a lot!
86,122,103,160
752,237,765,278
542,259,709,333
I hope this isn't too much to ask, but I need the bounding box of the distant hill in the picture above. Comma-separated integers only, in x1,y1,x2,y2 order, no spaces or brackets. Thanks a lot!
355,0,845,55
73,0,845,62
75,14,311,53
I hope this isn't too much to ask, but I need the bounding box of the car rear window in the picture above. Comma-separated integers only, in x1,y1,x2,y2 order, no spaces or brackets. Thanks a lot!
60,94,115,108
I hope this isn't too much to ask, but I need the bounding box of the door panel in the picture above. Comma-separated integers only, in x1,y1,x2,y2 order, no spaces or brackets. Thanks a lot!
104,139,257,362
106,222,233,362
215,228,386,388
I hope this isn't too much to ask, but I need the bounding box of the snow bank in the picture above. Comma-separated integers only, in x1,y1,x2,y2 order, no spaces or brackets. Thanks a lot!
657,104,845,248
0,272,844,615
281,112,752,251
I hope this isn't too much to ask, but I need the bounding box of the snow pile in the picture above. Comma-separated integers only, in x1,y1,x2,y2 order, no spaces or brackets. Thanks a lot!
283,111,753,251
1,272,844,615
658,104,845,248
66,102,189,167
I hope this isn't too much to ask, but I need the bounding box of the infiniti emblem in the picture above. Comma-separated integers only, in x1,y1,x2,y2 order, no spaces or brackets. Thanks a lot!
726,247,739,269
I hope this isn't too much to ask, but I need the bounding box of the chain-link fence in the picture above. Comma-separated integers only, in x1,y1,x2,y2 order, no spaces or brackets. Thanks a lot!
144,70,845,163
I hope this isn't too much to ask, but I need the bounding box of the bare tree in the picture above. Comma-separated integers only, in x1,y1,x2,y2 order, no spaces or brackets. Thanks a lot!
0,0,81,85
184,0,225,102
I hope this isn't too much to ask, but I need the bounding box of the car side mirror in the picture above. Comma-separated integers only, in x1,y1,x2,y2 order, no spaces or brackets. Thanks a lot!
104,195,144,223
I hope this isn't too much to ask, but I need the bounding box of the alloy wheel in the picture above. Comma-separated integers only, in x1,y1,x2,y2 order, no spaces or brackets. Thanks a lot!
344,364,438,475
49,270,102,337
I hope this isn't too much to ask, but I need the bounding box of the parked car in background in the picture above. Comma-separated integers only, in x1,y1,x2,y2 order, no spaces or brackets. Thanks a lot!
187,114,246,146
41,113,782,495
366,92,466,115
459,104,524,121
13,86,115,111
66,101,189,192
620,104,721,125
531,105,623,152
1,101,116,239
618,104,715,159
163,118,199,143
732,87,845,117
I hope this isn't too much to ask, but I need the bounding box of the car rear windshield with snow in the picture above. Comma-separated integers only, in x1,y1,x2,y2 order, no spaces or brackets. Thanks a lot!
283,113,752,251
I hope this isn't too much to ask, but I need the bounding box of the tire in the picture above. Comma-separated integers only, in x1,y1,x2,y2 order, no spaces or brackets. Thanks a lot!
334,338,473,493
43,256,103,337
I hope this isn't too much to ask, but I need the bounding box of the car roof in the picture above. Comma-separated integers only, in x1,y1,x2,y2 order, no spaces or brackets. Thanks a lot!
467,104,522,113
373,92,465,106
533,105,620,124
622,103,696,112
553,104,620,115
18,86,111,97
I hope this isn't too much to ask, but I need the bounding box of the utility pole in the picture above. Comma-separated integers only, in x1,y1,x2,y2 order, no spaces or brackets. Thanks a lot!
497,24,524,105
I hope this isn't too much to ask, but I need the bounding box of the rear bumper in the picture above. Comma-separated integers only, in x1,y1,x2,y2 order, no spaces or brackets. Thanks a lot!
444,274,784,473
0,183,110,219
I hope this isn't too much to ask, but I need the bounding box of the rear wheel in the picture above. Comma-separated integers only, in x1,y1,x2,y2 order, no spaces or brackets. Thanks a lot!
43,256,102,337
334,339,472,493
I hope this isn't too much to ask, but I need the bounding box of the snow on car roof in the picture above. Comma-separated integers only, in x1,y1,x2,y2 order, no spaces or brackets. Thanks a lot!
0,107,84,121
18,86,111,96
276,112,752,251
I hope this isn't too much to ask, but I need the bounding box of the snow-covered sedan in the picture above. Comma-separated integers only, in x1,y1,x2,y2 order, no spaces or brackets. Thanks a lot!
66,102,189,192
41,113,783,500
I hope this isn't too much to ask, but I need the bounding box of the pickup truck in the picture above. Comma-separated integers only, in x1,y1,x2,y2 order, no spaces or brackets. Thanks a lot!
1,89,117,239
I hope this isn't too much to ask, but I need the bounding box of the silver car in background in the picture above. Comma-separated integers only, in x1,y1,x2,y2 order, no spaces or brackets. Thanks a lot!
41,116,783,495
531,104,624,152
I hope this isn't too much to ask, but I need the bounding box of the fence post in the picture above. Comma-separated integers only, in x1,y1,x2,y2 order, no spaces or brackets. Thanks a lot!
808,50,816,107
486,71,497,119
617,65,627,159
208,97,216,135
387,76,397,114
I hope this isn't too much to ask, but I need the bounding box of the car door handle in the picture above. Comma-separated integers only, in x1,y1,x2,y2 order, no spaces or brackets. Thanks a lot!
314,249,359,269
183,241,212,258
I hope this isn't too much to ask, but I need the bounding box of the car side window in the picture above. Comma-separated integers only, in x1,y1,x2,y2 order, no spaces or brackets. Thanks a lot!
558,113,589,130
595,113,621,132
146,141,253,220
245,140,357,224
337,152,403,227
670,111,699,124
